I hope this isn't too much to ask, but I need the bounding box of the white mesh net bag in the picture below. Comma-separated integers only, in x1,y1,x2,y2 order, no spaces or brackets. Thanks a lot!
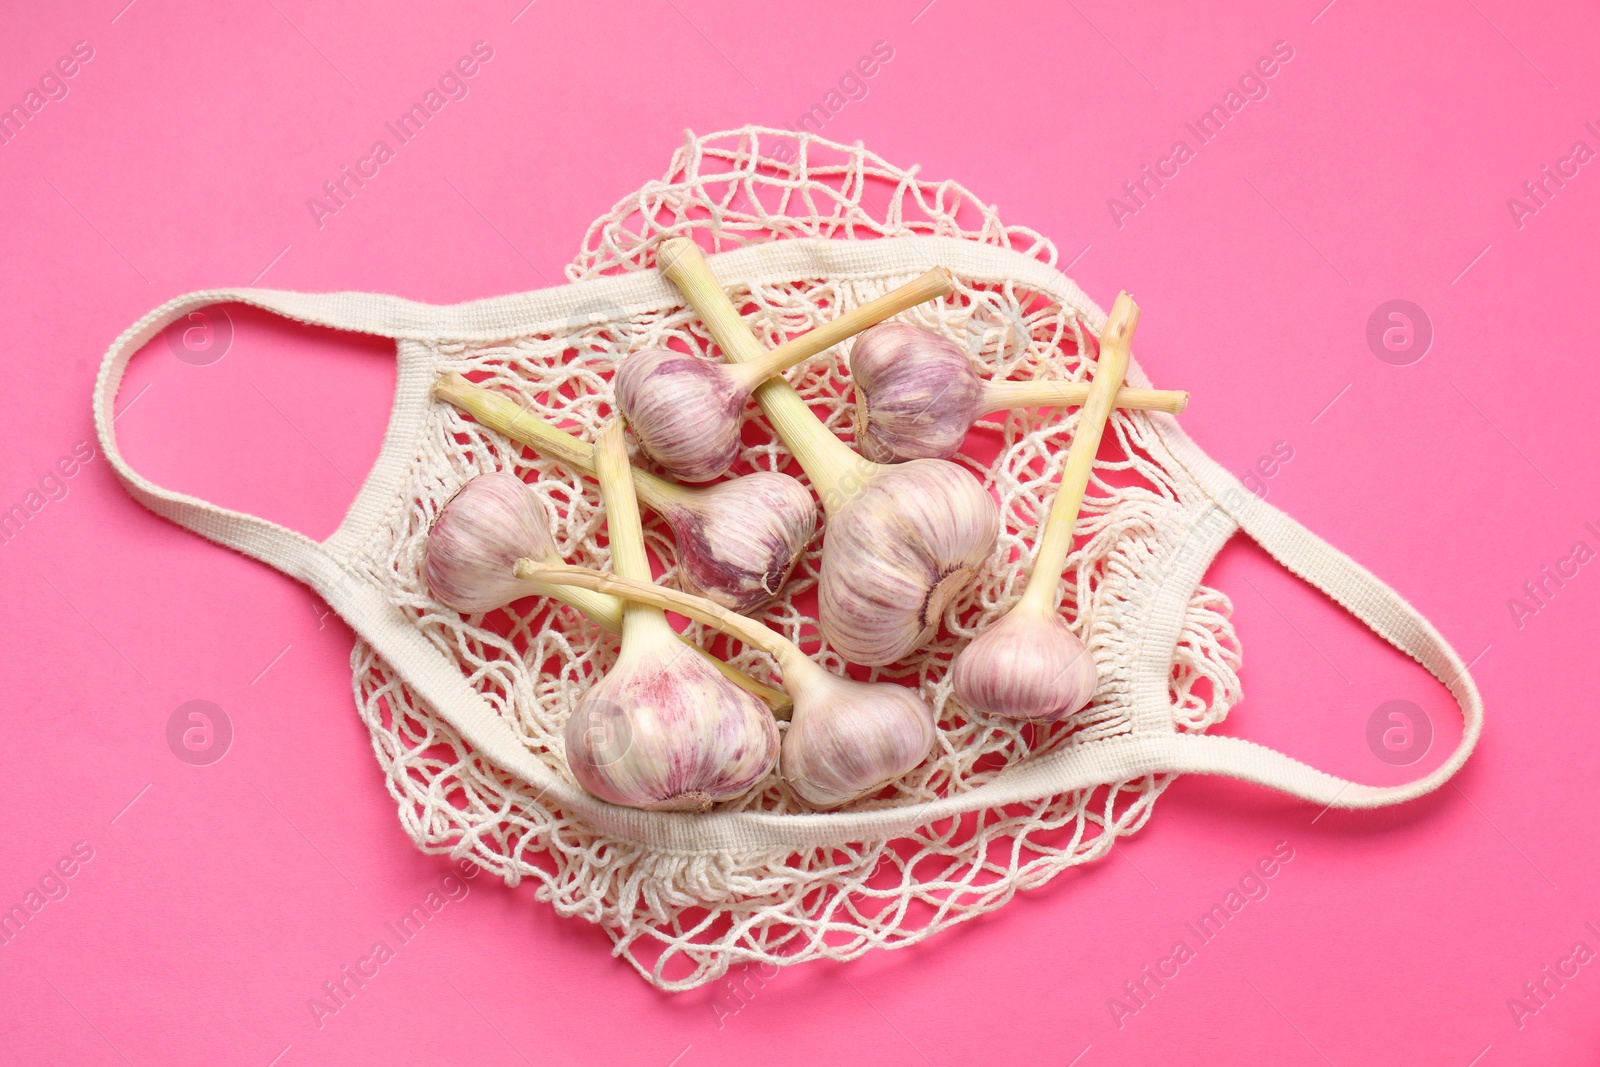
92,126,1482,992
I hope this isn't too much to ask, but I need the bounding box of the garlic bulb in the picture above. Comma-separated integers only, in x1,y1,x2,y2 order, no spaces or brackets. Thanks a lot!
615,269,952,482
562,422,778,810
565,635,778,811
613,347,751,483
850,323,985,465
776,667,936,808
953,293,1141,721
850,322,1188,463
517,560,936,810
816,459,998,666
425,470,621,621
663,472,815,609
424,469,790,713
657,238,999,666
948,606,1097,721
434,373,815,613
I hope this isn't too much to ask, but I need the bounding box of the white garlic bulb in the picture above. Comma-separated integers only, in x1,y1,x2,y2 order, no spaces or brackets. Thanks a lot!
953,292,1140,721
425,471,614,620
424,470,791,713
657,239,1000,666
775,665,936,808
434,373,815,612
615,269,954,483
851,322,1189,463
950,606,1097,721
517,560,937,810
562,421,778,810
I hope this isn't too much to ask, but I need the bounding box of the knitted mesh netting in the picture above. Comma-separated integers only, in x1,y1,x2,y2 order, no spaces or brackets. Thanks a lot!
345,127,1242,991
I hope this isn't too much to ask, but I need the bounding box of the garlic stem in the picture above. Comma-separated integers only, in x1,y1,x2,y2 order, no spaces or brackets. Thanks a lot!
432,374,689,509
515,559,800,716
1016,293,1141,616
584,421,794,712
726,267,954,390
980,380,1186,417
515,560,804,674
547,580,790,712
696,650,792,713
658,237,869,503
593,421,678,650
540,571,624,632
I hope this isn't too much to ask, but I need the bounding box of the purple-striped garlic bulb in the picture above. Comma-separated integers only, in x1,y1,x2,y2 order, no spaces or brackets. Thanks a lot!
850,322,1188,463
949,607,1098,721
814,458,1000,666
776,665,937,808
612,342,818,483
654,472,816,612
425,471,621,622
564,637,779,811
849,324,986,464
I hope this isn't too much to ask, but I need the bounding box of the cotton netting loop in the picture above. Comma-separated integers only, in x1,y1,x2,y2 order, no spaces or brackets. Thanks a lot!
344,127,1242,991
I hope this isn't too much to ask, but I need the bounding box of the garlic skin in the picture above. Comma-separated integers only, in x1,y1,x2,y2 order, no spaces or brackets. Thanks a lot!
779,662,936,809
657,472,817,612
425,471,560,613
850,323,984,464
565,640,779,811
818,460,1000,666
951,606,1098,721
614,347,745,483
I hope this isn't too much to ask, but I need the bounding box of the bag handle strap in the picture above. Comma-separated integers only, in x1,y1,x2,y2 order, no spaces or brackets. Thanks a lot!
92,288,623,827
91,288,446,580
1158,436,1484,808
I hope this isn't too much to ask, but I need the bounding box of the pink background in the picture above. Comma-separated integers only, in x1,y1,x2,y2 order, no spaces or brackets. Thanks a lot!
3,0,1597,1063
